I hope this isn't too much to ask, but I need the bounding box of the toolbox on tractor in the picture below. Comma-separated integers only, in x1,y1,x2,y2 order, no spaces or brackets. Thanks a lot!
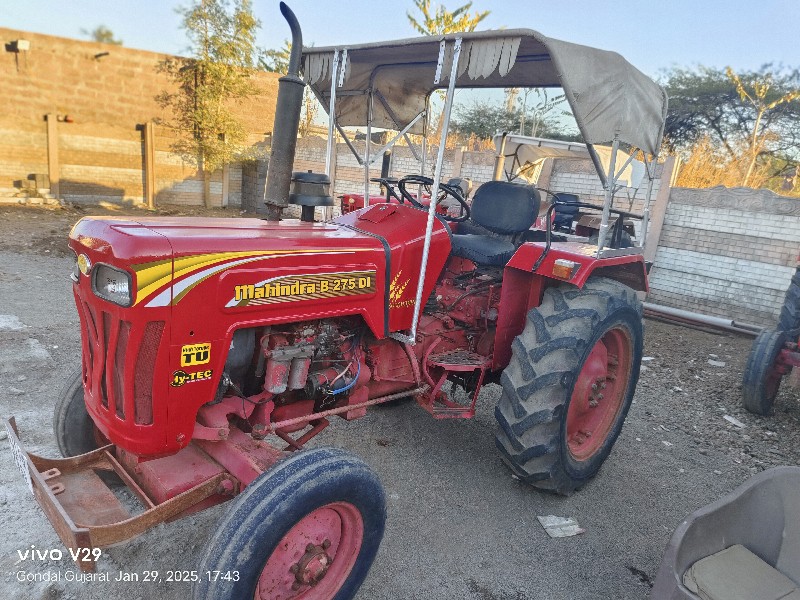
8,3,668,598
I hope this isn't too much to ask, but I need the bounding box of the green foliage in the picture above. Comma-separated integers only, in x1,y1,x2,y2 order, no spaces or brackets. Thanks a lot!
258,39,319,136
81,25,122,45
662,64,800,186
157,0,261,175
452,101,518,139
407,0,489,35
259,39,291,73
726,67,800,186
452,98,578,142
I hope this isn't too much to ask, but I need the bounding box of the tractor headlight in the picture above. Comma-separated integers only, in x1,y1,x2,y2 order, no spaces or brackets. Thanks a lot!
92,264,133,306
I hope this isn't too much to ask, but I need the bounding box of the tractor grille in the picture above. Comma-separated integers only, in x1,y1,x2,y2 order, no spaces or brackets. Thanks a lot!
80,300,164,427
134,321,164,425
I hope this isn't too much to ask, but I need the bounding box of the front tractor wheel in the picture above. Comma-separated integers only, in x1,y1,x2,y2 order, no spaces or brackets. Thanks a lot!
53,367,106,457
495,277,643,495
193,447,386,600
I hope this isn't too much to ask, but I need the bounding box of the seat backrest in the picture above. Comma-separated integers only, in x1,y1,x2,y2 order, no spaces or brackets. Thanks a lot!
470,181,540,235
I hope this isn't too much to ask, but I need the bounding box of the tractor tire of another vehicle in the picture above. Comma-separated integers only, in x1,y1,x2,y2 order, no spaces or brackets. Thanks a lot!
193,447,386,600
53,367,102,457
495,277,643,495
777,267,800,333
742,329,787,416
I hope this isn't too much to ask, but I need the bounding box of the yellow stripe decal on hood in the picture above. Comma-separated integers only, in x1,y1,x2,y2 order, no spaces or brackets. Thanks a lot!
132,249,368,307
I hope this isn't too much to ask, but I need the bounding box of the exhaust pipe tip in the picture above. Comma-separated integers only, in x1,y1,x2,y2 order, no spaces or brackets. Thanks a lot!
279,2,303,77
263,2,306,220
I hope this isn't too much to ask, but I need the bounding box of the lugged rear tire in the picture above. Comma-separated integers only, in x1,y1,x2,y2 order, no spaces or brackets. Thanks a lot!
495,277,643,495
777,267,800,333
742,329,787,416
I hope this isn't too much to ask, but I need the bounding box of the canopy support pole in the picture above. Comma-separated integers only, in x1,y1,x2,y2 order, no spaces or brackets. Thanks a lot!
368,112,424,165
493,132,509,180
375,91,422,162
391,37,462,346
595,137,619,255
309,85,365,166
324,50,340,176
586,143,608,189
639,155,656,248
363,90,374,201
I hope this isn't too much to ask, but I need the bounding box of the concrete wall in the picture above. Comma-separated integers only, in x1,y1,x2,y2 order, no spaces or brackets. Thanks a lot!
0,27,278,206
647,187,800,327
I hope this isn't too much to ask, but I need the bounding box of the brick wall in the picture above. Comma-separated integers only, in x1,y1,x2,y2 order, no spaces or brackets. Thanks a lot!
647,187,800,326
0,27,278,206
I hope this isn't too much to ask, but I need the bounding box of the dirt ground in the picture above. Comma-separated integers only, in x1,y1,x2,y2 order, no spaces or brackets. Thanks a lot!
1,203,798,600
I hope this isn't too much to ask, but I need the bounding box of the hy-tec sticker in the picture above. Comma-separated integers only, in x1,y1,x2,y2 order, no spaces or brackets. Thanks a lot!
227,271,376,308
171,369,213,387
181,342,211,367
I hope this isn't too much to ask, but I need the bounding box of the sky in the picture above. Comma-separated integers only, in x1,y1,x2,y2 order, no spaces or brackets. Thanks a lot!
2,0,799,80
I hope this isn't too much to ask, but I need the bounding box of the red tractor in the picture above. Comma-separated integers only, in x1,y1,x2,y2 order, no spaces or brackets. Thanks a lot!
6,4,668,599
742,258,800,415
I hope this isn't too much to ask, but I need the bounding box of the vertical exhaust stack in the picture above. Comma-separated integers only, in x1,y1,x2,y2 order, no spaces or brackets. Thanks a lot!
263,2,305,221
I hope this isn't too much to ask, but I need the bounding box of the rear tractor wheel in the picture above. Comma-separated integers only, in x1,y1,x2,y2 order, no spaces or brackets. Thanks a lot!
193,447,386,600
495,277,643,494
742,329,787,416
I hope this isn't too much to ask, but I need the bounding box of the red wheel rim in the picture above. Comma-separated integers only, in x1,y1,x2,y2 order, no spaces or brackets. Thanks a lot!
254,501,363,600
566,327,633,461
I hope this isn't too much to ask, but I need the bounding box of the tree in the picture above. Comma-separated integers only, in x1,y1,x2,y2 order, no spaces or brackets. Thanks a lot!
452,101,519,140
452,98,578,142
663,65,800,189
81,25,122,45
157,0,261,207
260,39,319,137
726,67,800,186
258,38,291,73
407,0,489,35
515,88,567,138
407,0,490,145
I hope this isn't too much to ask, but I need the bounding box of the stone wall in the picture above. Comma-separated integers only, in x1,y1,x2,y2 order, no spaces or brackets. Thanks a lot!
647,187,800,326
0,27,278,206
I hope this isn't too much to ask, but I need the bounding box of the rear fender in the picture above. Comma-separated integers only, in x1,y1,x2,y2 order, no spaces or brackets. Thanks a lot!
505,242,648,292
493,242,648,370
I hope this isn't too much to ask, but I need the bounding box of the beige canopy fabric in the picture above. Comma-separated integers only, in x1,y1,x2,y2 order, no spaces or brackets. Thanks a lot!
493,134,647,188
303,29,668,156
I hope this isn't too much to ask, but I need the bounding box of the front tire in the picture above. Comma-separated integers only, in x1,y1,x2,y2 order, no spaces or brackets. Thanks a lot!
495,277,643,495
193,447,386,600
53,367,99,457
742,329,787,416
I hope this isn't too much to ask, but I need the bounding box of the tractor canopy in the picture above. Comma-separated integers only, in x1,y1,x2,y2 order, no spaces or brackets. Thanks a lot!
493,133,647,188
303,29,667,156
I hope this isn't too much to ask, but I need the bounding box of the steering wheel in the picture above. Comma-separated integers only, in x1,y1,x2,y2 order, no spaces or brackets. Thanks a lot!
397,175,471,223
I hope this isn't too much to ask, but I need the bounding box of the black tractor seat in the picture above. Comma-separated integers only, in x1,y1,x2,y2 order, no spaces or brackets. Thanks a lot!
451,181,540,266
